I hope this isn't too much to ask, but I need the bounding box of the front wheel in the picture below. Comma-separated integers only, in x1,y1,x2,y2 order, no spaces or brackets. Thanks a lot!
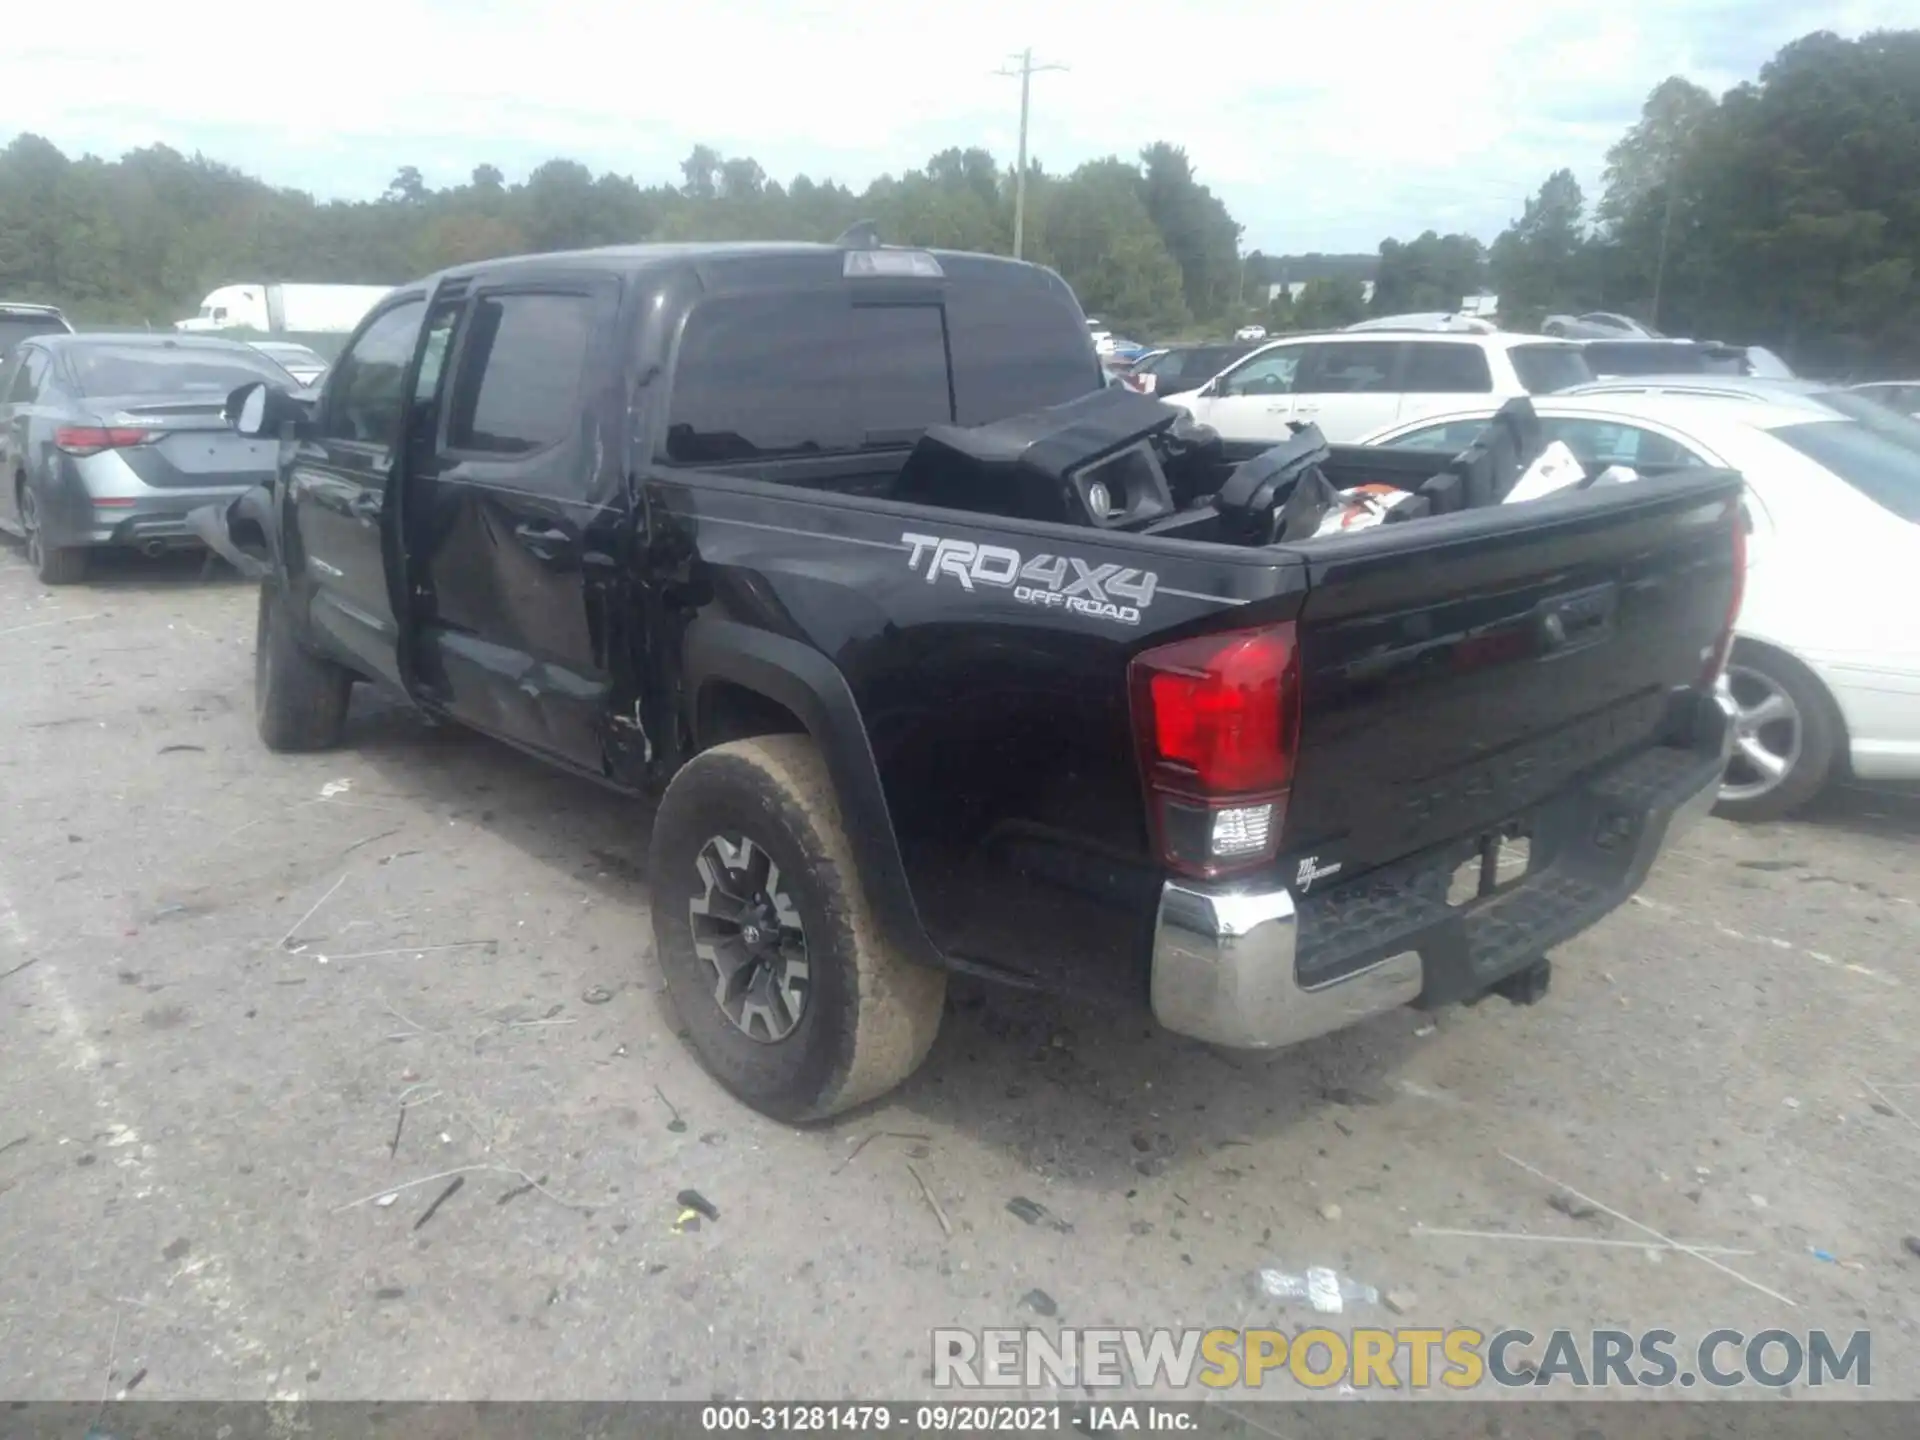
648,734,946,1122
20,481,86,585
1714,643,1840,822
254,580,353,752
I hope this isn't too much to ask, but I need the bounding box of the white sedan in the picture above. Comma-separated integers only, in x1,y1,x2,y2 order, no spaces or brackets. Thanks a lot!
1361,391,1920,820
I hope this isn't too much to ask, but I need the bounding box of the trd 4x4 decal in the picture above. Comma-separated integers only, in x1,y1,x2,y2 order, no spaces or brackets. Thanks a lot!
902,532,1158,627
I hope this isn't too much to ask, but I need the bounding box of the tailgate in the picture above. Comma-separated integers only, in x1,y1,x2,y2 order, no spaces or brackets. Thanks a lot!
1281,469,1744,876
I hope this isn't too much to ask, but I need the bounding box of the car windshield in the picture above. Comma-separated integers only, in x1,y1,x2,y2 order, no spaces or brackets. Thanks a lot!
1771,418,1920,523
1507,344,1593,394
67,344,294,398
0,315,68,363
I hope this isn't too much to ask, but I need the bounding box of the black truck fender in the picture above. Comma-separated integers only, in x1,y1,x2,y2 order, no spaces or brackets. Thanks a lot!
679,617,945,975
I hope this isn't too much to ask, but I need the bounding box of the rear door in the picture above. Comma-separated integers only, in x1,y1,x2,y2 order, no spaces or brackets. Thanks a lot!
0,348,49,530
1394,341,1496,427
413,276,623,771
1182,342,1306,440
285,295,426,688
1287,340,1404,441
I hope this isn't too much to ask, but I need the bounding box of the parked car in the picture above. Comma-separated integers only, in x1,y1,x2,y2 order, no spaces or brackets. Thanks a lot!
1852,380,1920,419
1167,330,1592,443
195,238,1739,1121
1233,324,1268,342
1581,338,1792,380
1346,312,1498,334
1543,312,1662,339
0,301,74,368
1363,391,1920,819
1121,341,1257,397
247,340,330,388
0,333,291,583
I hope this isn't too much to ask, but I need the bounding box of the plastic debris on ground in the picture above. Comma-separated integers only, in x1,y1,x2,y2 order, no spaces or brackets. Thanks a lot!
1007,1196,1072,1232
1260,1265,1377,1314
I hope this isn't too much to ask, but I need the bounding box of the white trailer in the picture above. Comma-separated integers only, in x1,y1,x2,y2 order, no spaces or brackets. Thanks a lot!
176,283,393,335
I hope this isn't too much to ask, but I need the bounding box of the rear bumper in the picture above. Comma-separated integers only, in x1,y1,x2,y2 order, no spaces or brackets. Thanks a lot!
1149,690,1735,1049
44,485,258,550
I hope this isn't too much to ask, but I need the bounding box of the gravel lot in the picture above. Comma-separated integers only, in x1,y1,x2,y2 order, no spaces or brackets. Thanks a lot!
3,543,1918,1404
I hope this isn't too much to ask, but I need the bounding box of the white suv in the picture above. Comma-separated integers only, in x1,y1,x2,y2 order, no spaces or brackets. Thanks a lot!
1167,331,1593,444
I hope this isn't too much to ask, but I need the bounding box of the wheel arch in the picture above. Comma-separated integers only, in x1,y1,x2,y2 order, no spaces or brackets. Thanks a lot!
1729,634,1854,780
679,617,943,972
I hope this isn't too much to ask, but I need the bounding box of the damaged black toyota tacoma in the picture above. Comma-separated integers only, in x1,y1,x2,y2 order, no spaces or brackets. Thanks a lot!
196,235,1742,1121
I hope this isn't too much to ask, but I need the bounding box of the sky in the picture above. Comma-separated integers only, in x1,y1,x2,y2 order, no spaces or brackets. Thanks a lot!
5,0,1912,255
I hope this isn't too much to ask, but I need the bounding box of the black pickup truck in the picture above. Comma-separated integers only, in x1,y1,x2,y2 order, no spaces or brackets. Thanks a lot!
198,237,1741,1121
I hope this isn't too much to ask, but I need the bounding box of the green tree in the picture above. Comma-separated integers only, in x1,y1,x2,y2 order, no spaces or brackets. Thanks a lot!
1289,277,1367,330
1488,169,1595,330
1370,231,1487,314
1137,142,1242,322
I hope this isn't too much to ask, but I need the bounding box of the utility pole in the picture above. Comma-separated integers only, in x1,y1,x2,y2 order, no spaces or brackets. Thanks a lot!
1650,148,1681,330
994,48,1067,260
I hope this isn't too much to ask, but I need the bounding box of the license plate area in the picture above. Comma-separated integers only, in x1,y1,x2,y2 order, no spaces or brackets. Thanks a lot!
1447,826,1533,908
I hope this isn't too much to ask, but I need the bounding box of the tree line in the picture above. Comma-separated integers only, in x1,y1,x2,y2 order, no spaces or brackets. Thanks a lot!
1,27,1914,374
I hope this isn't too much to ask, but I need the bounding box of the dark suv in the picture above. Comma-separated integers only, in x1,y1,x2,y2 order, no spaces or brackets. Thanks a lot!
0,302,75,368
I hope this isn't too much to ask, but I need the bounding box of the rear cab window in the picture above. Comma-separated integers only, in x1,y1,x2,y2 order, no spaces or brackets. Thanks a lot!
1507,344,1593,394
663,256,1100,463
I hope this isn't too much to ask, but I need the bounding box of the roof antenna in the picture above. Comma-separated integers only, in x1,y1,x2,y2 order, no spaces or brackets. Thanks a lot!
835,220,882,250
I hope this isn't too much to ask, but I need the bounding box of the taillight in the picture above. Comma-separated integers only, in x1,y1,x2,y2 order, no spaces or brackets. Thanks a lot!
1701,505,1747,684
1129,622,1302,880
55,426,154,456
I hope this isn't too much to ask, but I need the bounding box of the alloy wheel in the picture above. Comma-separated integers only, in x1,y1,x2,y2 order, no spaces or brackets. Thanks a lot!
1718,665,1803,804
688,833,810,1043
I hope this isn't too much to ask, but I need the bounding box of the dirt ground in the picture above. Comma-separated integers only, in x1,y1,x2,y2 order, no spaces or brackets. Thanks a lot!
3,543,1918,1406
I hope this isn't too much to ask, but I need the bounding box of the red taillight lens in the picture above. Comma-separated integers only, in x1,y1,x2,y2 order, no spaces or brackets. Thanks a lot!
55,426,154,456
1130,622,1302,879
1701,505,1747,684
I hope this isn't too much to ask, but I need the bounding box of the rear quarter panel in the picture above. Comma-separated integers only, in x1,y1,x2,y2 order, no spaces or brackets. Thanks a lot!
647,471,1302,1000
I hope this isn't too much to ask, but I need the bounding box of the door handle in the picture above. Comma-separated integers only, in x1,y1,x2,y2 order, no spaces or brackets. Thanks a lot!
513,521,574,562
1293,403,1319,414
1265,404,1292,413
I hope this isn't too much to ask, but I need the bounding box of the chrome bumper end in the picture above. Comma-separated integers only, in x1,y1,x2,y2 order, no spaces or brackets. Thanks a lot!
1150,882,1422,1050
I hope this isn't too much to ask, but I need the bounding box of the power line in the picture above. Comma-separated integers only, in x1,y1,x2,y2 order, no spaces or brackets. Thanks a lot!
992,48,1067,260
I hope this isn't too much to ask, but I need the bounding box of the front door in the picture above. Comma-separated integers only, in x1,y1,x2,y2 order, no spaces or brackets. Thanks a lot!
414,277,624,772
284,296,426,688
1182,342,1306,442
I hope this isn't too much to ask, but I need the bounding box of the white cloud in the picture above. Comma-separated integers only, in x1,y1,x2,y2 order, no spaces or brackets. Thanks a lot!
6,0,1912,252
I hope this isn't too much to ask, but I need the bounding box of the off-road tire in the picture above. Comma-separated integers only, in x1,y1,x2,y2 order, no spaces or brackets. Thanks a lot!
254,579,352,752
649,734,946,1122
1714,641,1840,823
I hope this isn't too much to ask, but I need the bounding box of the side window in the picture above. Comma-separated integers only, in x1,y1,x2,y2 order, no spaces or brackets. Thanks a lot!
444,292,595,457
1402,343,1493,394
1295,342,1397,394
1219,347,1302,398
1381,419,1491,451
1541,419,1706,470
7,350,46,404
665,293,951,461
319,300,427,446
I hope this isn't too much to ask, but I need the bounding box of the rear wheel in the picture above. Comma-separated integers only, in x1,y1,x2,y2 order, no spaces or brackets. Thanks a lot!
254,580,353,752
20,481,86,585
648,734,946,1122
1714,643,1839,822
